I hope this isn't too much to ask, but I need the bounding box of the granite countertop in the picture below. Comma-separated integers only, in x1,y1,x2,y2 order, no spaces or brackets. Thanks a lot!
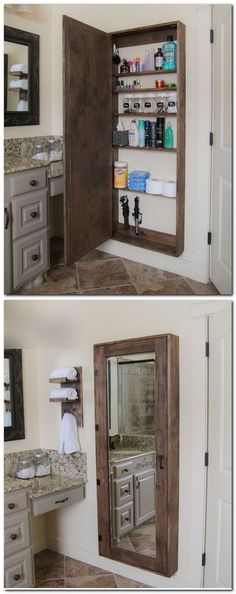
4,474,85,498
110,449,155,462
4,157,64,178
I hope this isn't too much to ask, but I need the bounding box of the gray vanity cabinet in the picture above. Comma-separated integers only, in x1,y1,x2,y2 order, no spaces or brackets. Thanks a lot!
134,469,155,527
4,489,35,588
4,167,49,293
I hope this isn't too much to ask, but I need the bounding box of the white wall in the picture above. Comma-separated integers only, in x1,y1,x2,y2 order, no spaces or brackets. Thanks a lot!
4,299,229,588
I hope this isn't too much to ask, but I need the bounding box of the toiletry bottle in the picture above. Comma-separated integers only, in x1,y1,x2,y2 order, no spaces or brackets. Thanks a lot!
129,120,139,146
164,121,174,149
156,118,165,148
138,120,145,147
162,35,177,70
154,48,164,70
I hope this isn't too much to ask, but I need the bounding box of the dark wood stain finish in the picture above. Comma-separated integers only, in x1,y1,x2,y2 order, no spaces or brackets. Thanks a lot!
94,334,179,577
4,349,25,442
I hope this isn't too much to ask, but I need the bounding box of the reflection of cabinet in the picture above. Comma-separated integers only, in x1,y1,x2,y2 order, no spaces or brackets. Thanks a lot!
111,453,155,541
4,167,50,293
4,489,35,588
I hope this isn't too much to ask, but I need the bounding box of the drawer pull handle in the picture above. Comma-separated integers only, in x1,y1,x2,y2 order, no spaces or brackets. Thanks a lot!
121,488,129,494
122,468,128,473
14,574,21,581
4,207,9,230
30,211,38,218
55,497,69,504
30,179,37,186
136,479,140,489
8,503,15,510
31,254,39,262
10,533,18,540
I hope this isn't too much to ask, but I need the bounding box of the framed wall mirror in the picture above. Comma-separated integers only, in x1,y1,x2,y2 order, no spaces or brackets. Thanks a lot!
4,349,25,441
4,26,39,126
94,334,179,577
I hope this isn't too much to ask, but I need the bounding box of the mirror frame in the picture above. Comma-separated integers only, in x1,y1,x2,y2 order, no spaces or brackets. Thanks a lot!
4,26,39,127
4,349,25,441
94,334,179,577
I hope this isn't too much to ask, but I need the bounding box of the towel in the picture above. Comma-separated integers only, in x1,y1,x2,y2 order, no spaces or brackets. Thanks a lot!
17,99,28,112
50,388,78,400
50,367,77,381
10,63,28,74
59,412,80,455
9,79,28,90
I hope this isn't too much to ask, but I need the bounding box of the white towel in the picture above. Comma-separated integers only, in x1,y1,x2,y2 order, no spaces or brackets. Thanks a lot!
50,388,78,400
50,367,77,381
4,390,11,402
9,79,28,90
59,412,80,455
17,99,28,112
10,63,28,74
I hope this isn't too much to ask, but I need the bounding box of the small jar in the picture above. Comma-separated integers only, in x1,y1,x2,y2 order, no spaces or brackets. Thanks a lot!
32,142,49,161
33,451,51,477
16,457,35,480
47,137,62,162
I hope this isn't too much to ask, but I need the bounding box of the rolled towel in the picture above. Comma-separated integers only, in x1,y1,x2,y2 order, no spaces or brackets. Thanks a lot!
4,390,11,402
10,63,28,74
17,99,28,112
4,374,9,384
9,79,28,90
49,388,78,400
59,412,80,455
50,367,77,381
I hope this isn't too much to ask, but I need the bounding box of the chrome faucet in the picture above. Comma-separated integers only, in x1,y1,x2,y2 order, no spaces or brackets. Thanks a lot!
109,434,121,450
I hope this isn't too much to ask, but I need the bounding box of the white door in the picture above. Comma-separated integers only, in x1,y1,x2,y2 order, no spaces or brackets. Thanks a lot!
210,5,232,294
204,306,232,588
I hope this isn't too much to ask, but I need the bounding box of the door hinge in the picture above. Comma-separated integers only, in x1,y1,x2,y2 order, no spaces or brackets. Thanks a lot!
97,478,101,486
210,29,214,43
209,132,214,146
205,342,209,357
95,424,100,432
204,452,209,467
202,552,206,566
94,369,98,376
98,534,102,542
208,231,212,245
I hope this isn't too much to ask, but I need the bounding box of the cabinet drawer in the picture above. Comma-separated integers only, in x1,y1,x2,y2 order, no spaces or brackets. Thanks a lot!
13,227,49,289
4,547,34,588
5,490,29,516
9,168,47,197
12,189,48,240
4,510,31,557
114,476,133,507
50,176,64,197
114,502,134,538
113,460,133,480
31,485,85,516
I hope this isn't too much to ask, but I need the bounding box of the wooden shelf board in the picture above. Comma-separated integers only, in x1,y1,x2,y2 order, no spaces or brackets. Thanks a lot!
114,223,177,256
9,71,28,77
115,187,176,198
113,86,177,94
114,69,177,77
9,88,28,93
112,146,176,153
49,397,79,403
114,112,177,117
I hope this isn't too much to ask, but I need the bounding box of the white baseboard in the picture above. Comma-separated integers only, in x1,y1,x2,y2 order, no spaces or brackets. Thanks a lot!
98,239,209,284
33,534,47,554
46,535,200,589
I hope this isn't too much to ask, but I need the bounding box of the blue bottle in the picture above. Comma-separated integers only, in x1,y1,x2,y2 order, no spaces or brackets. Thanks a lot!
138,120,145,148
162,35,177,70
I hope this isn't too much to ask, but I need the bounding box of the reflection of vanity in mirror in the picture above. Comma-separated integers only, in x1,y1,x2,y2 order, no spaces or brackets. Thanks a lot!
94,334,179,577
4,349,25,441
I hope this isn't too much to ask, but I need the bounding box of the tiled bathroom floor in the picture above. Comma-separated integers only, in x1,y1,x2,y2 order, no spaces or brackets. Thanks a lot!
114,519,156,558
34,549,150,588
20,237,219,296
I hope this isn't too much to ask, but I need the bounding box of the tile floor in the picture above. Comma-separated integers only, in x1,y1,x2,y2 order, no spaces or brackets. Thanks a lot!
20,238,219,296
114,520,156,558
34,549,150,589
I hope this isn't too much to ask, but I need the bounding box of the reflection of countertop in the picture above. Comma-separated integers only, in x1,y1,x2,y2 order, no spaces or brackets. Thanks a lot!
110,449,155,463
4,474,85,498
4,157,64,178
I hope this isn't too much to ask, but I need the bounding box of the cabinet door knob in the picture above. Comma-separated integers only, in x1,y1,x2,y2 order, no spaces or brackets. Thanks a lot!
136,479,140,489
30,211,38,218
4,207,9,230
10,533,18,540
13,574,21,581
8,503,15,510
29,179,37,186
31,254,38,262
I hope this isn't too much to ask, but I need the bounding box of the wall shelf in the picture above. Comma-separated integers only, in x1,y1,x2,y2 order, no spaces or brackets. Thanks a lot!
113,86,177,94
114,69,177,77
112,146,177,153
115,187,176,198
49,366,83,426
115,112,177,117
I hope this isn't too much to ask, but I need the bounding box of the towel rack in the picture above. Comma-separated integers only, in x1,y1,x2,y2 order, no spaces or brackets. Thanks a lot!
49,366,83,427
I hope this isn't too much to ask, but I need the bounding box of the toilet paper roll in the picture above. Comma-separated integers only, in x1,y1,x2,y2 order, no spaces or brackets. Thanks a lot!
146,179,163,195
162,181,177,197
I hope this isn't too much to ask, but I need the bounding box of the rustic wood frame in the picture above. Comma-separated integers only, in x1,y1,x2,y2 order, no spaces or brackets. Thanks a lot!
4,26,39,127
94,334,179,577
4,349,25,442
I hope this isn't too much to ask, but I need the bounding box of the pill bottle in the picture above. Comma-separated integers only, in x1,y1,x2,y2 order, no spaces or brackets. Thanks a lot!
114,161,128,188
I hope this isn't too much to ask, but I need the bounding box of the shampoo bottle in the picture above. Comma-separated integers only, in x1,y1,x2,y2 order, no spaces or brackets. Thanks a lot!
129,120,139,146
138,120,145,147
164,121,174,149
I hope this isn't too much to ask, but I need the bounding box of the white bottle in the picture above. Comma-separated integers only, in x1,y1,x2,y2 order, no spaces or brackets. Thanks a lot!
129,120,139,147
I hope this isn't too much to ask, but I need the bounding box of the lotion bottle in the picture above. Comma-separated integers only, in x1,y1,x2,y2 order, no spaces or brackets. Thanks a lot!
164,121,174,149
129,120,139,147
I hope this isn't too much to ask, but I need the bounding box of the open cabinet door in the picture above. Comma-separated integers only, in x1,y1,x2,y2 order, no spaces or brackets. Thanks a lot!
63,16,112,265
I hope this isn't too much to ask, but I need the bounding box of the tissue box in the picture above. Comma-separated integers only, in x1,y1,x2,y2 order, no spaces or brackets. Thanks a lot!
112,130,129,147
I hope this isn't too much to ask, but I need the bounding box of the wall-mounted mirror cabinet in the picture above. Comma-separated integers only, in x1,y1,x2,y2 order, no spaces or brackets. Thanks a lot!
4,349,25,441
94,334,179,577
4,26,39,126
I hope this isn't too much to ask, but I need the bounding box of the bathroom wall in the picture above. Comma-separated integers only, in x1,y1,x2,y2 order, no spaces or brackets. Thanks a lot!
5,299,229,588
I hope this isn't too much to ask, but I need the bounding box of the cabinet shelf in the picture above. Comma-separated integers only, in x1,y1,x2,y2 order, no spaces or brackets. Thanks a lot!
113,86,177,94
115,187,176,198
114,69,177,77
114,112,177,117
113,146,176,153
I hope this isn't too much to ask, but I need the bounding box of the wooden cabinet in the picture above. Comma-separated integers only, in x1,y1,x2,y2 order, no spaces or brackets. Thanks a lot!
4,166,50,293
64,18,185,263
4,489,35,588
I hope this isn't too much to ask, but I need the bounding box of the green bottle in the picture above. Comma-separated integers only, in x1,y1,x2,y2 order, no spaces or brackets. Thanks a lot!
164,121,174,149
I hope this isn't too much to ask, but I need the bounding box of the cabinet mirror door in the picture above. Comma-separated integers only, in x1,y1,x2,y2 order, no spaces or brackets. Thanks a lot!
4,349,25,441
94,334,179,577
